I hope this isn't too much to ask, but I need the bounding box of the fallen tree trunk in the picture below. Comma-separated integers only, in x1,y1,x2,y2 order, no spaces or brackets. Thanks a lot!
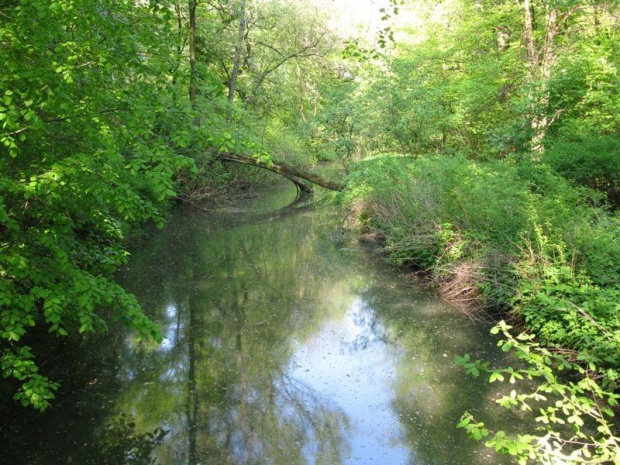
220,153,344,192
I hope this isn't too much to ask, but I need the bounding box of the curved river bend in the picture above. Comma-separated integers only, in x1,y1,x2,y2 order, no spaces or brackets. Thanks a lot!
2,185,517,464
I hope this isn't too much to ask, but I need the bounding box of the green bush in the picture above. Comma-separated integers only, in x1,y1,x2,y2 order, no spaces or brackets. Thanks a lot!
545,135,620,207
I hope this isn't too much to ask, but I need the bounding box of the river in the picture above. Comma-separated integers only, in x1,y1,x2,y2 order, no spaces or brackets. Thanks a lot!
1,183,518,464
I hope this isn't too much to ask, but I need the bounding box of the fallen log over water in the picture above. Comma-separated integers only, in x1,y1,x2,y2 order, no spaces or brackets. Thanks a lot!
220,153,344,192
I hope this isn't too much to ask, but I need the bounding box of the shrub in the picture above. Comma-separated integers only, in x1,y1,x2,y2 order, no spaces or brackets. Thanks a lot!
545,135,620,207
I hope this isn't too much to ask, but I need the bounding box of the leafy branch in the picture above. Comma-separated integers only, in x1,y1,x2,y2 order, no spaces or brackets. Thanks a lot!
456,321,620,463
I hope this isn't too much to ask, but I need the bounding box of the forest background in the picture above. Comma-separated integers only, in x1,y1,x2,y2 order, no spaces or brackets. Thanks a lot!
1,0,619,462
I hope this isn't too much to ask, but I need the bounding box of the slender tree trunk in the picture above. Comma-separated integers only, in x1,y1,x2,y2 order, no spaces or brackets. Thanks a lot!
189,0,199,118
497,26,510,52
172,3,187,85
530,6,557,156
522,0,536,69
228,0,247,102
296,60,306,122
521,0,559,157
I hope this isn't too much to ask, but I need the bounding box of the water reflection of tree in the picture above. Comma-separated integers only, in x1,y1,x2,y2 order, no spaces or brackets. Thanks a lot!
117,205,351,464
89,413,167,465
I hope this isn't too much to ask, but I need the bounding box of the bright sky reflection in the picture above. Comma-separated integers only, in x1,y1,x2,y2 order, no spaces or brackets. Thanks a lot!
289,297,412,464
160,304,178,351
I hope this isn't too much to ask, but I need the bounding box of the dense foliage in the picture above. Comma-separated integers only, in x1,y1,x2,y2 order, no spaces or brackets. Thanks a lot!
0,0,194,409
0,0,339,411
2,0,620,461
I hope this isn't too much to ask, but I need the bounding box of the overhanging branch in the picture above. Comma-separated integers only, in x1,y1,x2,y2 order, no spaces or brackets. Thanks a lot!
219,152,344,192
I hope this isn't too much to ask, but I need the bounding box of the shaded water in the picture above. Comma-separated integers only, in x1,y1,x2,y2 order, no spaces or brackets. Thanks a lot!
2,185,517,464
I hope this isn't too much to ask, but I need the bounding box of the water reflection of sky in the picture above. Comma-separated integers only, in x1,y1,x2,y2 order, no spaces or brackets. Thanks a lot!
160,304,179,351
290,298,412,464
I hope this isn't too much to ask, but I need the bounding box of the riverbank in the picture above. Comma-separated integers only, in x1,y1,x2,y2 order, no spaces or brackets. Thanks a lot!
340,154,620,461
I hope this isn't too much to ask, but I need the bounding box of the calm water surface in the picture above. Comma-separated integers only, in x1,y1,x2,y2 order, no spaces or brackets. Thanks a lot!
2,185,517,464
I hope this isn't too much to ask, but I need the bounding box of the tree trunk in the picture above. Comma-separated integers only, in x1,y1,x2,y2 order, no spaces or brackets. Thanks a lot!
497,26,510,52
228,0,247,102
530,6,557,156
220,152,344,192
189,0,199,122
522,0,536,70
296,60,306,122
521,0,559,157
